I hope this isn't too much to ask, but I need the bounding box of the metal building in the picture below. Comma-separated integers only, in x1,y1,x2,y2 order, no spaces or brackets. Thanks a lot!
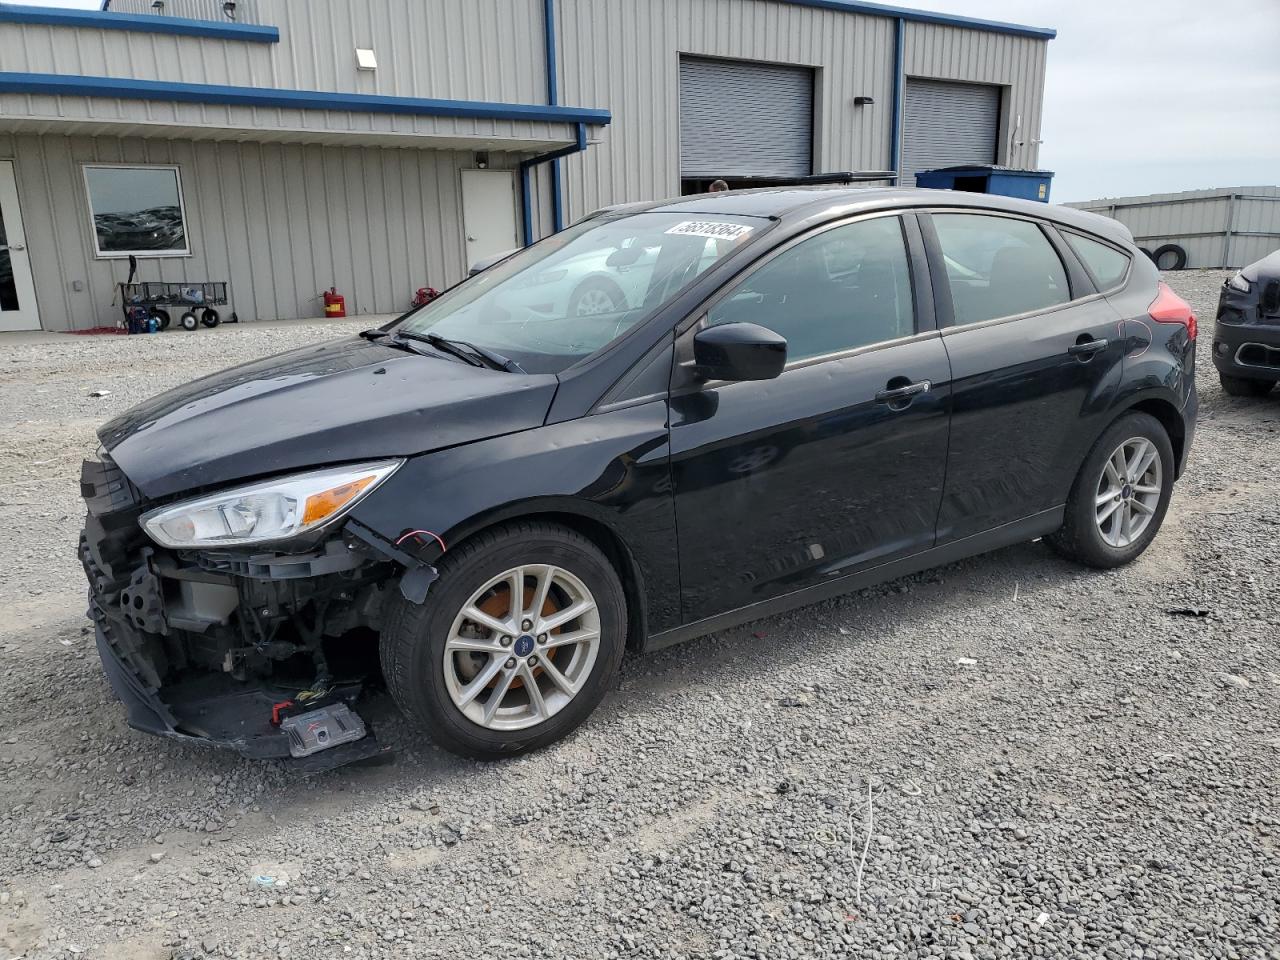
1069,187,1280,271
0,0,1053,333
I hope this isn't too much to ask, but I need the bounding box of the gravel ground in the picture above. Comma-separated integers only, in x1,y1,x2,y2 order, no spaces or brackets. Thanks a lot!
2,270,1278,960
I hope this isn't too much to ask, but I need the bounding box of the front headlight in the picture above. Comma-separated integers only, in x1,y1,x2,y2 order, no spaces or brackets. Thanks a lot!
1227,272,1252,293
140,460,401,549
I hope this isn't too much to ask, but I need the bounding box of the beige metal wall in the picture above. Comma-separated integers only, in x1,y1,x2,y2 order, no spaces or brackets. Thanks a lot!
31,0,546,100
1,132,520,331
0,0,566,146
553,0,1049,223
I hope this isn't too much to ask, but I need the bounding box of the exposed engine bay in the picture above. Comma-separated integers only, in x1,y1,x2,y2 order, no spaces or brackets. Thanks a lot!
79,451,421,770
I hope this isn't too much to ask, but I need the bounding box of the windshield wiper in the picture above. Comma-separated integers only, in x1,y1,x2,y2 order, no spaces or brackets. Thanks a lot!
406,332,525,374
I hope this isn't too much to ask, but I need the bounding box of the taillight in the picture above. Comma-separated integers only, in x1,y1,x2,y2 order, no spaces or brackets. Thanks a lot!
1148,281,1197,341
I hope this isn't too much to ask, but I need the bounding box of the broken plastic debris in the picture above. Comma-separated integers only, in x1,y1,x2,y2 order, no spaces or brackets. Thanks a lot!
88,389,111,398
252,874,288,889
1035,911,1050,927
955,657,978,666
1166,607,1210,618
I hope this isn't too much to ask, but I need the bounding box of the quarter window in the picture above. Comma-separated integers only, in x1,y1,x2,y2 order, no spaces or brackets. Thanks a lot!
1065,232,1131,290
706,216,915,362
932,213,1069,325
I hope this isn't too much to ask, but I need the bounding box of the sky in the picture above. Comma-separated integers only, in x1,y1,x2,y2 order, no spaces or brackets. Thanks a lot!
10,0,1280,202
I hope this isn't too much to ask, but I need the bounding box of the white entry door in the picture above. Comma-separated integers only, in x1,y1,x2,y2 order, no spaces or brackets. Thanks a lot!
460,169,519,270
0,161,40,332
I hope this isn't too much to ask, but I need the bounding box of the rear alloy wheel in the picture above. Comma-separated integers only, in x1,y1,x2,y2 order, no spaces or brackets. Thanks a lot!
1220,373,1275,398
380,522,625,759
1049,412,1174,568
1094,437,1162,549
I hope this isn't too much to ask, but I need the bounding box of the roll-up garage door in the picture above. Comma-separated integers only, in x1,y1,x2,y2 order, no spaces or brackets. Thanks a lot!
901,79,1000,186
679,57,814,180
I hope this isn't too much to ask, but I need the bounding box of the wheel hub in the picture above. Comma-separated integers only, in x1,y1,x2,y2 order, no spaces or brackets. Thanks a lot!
513,634,536,657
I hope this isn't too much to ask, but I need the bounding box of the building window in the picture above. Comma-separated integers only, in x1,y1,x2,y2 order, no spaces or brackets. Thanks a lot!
82,164,191,258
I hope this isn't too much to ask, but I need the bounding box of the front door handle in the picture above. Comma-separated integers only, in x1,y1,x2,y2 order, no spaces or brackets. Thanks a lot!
875,379,931,404
1067,337,1108,358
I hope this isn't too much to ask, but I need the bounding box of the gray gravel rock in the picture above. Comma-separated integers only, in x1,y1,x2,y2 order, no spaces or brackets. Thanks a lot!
3,272,1279,959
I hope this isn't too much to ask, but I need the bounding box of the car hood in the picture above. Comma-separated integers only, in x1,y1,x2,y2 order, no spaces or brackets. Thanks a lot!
100,336,559,499
1242,249,1280,284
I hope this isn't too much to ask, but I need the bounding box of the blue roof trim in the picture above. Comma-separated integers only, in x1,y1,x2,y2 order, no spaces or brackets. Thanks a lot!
777,0,1055,39
0,3,280,43
0,73,613,127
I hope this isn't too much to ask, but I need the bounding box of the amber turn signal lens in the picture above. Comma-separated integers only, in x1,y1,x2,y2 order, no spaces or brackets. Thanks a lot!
302,475,375,525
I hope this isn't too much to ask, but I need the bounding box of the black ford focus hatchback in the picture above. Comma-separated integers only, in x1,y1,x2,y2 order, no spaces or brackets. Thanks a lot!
80,188,1198,766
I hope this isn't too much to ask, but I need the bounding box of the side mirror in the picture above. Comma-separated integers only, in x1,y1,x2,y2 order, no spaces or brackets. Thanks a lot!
693,322,787,381
468,248,518,277
606,246,645,268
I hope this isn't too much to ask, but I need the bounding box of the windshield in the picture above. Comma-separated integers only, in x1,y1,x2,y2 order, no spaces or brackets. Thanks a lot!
394,212,766,374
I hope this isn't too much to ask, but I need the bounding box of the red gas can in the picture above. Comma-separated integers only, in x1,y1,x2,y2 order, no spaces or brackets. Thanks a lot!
323,287,346,319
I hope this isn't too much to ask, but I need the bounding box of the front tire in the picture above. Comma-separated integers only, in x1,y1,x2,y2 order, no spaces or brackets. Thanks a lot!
1049,412,1174,569
1220,373,1274,397
380,521,626,759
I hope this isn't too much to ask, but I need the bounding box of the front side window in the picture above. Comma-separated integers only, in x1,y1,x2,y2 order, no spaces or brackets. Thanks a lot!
706,216,915,362
933,213,1069,325
397,213,763,375
1065,231,1131,290
82,164,190,258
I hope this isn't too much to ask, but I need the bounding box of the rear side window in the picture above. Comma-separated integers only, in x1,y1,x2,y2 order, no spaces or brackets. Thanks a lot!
932,213,1070,325
707,216,915,362
1065,232,1131,290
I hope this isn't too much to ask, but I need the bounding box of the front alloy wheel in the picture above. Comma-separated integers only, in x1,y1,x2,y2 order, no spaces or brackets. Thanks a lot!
381,522,626,759
443,564,601,731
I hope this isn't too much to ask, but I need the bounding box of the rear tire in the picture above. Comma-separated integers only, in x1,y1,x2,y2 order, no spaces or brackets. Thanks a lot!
1048,412,1174,569
200,308,220,328
180,311,199,331
380,521,626,760
151,309,171,331
1220,373,1274,397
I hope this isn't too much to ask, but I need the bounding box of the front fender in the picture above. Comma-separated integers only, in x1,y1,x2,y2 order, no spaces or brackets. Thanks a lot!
347,400,680,633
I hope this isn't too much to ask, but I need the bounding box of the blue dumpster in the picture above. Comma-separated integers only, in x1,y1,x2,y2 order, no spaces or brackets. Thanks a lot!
914,165,1054,203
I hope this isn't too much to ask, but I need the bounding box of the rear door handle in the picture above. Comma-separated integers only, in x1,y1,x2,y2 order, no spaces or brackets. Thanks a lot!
875,379,931,403
1067,337,1108,357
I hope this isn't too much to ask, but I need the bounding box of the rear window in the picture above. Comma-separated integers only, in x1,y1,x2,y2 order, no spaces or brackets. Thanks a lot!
1065,232,1131,290
932,213,1070,325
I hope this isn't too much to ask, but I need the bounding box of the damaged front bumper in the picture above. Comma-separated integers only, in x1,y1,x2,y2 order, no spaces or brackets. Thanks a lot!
90,617,383,771
79,452,425,771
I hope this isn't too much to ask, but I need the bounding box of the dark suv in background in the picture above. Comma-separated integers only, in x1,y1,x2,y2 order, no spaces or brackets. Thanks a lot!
80,188,1197,767
1213,250,1280,396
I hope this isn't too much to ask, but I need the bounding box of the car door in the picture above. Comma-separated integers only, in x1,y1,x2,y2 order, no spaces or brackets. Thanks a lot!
921,210,1123,543
668,213,952,624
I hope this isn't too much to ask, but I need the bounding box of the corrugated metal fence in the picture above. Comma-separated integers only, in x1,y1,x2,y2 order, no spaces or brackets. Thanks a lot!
1069,187,1280,270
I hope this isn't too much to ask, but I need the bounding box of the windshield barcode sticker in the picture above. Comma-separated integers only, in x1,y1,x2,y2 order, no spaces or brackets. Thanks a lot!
665,221,754,241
